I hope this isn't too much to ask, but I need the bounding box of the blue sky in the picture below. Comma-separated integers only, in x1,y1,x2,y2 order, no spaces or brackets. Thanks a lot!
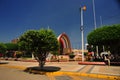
0,0,120,49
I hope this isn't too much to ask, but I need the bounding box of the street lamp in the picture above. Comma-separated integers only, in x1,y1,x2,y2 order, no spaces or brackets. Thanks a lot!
80,6,86,62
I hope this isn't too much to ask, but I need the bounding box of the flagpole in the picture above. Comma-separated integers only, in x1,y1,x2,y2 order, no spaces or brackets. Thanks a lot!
92,0,97,30
92,0,99,56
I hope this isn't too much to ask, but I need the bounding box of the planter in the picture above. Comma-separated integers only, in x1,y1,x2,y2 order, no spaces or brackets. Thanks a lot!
75,58,82,61
59,58,68,62
50,59,58,62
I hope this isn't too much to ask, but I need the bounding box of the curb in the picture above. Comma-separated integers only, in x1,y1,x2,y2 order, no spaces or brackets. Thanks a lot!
46,72,120,80
0,64,120,80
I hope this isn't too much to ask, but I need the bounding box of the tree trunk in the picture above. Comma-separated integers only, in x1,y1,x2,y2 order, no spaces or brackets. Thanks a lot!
32,53,34,59
38,60,46,70
39,63,43,70
36,52,48,70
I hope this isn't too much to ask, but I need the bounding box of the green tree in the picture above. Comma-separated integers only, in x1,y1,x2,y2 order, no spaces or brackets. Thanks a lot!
87,24,120,55
18,29,59,69
5,43,18,51
0,43,7,54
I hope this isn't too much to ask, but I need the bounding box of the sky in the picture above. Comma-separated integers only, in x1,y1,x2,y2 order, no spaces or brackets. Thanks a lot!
0,0,120,49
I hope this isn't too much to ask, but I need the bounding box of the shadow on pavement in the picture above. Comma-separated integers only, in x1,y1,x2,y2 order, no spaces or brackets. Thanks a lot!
0,62,9,64
24,66,61,75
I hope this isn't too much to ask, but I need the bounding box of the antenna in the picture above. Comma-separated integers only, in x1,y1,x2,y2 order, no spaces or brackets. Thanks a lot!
100,16,103,26
92,0,97,29
47,25,50,29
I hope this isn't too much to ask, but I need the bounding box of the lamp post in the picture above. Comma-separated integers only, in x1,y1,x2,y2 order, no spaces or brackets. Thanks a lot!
80,6,86,62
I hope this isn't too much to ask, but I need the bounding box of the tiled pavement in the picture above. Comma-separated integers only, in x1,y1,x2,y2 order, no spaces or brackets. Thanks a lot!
0,60,120,80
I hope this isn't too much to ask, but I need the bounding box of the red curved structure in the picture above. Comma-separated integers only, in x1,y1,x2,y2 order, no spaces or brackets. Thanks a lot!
57,33,72,55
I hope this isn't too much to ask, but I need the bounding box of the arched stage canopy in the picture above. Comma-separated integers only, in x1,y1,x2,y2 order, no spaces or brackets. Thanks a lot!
57,33,72,55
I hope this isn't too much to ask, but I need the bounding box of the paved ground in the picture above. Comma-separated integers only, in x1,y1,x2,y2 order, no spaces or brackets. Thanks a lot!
0,67,110,80
0,60,120,80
